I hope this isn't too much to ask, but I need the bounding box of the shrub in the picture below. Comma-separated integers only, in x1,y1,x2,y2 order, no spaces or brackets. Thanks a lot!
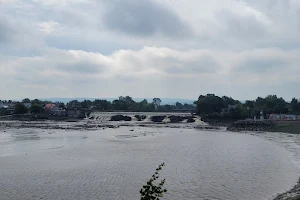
140,163,167,200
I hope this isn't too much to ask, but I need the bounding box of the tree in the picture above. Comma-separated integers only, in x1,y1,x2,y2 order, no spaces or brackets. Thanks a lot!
253,95,288,115
30,104,44,114
14,103,28,114
140,163,167,200
42,100,53,105
67,100,80,108
112,99,129,110
136,99,153,112
222,96,239,108
94,99,111,110
175,102,183,109
245,100,255,109
31,99,42,105
229,104,249,119
58,102,66,109
291,98,299,114
81,100,93,108
153,98,161,110
196,94,224,115
22,98,31,103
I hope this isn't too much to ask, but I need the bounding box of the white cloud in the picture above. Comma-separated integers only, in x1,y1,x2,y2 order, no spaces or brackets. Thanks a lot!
1,47,300,100
1,0,300,100
38,21,60,34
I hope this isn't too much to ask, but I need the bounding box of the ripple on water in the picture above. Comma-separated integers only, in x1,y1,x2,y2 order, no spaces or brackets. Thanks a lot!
0,128,299,200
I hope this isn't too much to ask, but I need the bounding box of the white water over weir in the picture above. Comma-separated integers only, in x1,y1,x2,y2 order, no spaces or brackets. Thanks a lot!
88,112,206,125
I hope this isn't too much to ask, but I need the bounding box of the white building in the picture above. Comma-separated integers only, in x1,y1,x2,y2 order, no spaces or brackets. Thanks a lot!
23,103,32,108
0,102,8,109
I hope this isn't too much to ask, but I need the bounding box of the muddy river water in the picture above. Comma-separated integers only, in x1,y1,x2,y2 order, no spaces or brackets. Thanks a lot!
0,116,300,200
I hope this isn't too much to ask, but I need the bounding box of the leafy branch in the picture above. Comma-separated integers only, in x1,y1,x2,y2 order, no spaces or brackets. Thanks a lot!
140,163,167,200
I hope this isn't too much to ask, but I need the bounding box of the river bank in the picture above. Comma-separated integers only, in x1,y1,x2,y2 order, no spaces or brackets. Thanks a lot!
274,178,300,200
270,121,300,134
224,120,300,134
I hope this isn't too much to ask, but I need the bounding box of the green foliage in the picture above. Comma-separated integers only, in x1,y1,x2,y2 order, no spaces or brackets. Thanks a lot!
30,104,44,114
22,98,31,103
196,94,227,114
291,98,300,114
58,102,66,109
196,94,300,121
42,100,53,105
80,100,93,108
14,103,28,114
140,163,167,200
31,99,43,105
67,100,80,108
254,95,288,115
94,99,111,110
153,98,162,109
2,97,196,113
112,99,129,110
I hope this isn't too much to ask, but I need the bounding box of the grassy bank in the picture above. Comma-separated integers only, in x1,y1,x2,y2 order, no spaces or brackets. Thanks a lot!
226,120,300,134
270,121,300,134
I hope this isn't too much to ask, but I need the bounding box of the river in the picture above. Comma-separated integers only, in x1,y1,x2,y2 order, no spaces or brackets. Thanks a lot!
0,117,299,200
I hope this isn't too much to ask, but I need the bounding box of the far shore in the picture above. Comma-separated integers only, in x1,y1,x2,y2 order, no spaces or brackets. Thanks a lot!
202,118,300,135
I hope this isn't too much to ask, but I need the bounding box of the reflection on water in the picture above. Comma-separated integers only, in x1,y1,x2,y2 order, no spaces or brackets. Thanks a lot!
0,127,299,200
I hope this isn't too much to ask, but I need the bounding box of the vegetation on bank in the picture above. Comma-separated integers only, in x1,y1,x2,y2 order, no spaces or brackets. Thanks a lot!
270,122,300,134
227,120,276,132
226,120,300,134
195,94,300,122
1,94,300,121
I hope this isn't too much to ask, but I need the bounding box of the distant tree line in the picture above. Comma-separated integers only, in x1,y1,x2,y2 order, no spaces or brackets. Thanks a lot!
195,94,300,121
2,94,300,117
67,96,195,112
0,96,196,115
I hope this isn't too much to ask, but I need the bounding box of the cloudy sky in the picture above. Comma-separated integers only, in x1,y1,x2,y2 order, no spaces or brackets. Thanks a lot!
1,0,300,100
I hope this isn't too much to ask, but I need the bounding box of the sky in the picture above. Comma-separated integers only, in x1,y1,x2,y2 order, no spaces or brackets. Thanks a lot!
1,0,300,101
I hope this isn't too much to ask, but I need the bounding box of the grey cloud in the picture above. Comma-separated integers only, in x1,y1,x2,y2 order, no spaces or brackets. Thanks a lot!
238,58,286,73
56,62,105,74
217,11,268,41
0,15,17,43
102,0,192,38
163,56,219,74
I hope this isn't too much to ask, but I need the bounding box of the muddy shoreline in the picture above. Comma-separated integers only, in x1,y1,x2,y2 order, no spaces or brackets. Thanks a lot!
274,178,300,200
0,119,222,132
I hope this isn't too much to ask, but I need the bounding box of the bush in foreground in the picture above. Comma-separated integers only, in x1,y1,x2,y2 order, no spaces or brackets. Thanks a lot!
140,163,167,200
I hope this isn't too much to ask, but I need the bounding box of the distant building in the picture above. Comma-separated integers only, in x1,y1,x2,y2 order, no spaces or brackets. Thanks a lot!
23,103,32,109
228,105,236,109
45,104,66,116
269,114,300,121
67,108,91,118
260,110,264,120
0,102,14,115
67,108,82,118
0,102,8,109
